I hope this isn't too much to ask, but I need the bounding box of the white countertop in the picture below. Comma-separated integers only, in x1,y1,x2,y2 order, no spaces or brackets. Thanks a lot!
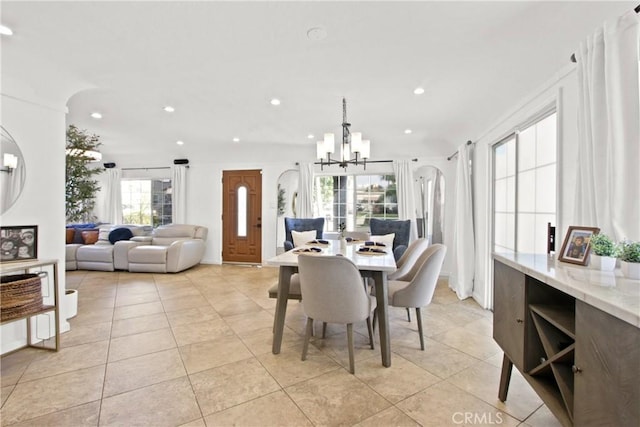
493,253,640,328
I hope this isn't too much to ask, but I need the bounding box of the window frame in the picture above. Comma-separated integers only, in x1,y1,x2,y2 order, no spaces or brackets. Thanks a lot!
121,178,173,227
313,171,397,233
491,105,558,255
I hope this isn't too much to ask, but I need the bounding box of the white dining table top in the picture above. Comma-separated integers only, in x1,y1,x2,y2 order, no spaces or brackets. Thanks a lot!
267,239,397,272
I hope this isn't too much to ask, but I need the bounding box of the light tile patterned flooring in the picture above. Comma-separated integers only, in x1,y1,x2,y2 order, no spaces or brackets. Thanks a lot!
1,265,562,426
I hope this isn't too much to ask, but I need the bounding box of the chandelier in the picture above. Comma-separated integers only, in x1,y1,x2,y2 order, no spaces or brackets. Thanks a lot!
316,98,370,170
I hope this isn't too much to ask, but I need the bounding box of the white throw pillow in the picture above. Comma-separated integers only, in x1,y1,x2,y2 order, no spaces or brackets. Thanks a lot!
370,233,395,248
292,230,317,248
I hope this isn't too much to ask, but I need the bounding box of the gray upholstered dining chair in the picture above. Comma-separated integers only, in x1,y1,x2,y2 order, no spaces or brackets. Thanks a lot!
297,254,377,374
387,238,430,322
382,244,447,350
388,238,430,281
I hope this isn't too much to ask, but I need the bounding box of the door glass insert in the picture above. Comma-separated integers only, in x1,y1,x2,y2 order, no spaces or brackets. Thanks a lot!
237,185,247,237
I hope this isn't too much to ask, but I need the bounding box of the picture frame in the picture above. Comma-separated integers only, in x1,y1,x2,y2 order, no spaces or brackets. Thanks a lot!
558,226,599,265
0,225,38,262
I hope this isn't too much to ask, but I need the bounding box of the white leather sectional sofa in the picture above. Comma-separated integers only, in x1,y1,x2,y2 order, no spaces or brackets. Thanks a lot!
66,224,208,273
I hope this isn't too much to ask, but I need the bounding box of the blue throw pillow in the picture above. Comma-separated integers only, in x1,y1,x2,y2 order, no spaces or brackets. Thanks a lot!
108,227,134,244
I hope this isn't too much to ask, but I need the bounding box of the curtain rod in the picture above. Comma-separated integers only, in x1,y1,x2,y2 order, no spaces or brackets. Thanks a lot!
121,166,190,171
570,4,640,63
295,159,418,166
447,140,473,161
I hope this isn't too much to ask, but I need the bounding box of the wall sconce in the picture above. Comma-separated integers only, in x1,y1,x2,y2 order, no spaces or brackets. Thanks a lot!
1,153,18,173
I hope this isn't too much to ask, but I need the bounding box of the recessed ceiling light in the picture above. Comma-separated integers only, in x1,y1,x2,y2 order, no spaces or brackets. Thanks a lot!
91,112,102,119
233,137,240,143
270,98,281,106
307,134,314,139
413,87,425,95
176,140,184,146
307,27,327,41
163,106,175,113
0,25,13,36
404,129,412,134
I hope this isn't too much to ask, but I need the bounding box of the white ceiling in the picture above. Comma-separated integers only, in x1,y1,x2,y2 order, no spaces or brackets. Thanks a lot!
1,1,635,163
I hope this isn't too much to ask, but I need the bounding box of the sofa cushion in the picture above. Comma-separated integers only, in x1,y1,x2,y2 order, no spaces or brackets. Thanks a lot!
109,227,134,244
153,225,198,238
66,229,75,244
76,245,114,262
81,230,99,245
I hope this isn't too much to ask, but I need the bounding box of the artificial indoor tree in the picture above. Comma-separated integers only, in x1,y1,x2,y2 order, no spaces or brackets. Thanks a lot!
65,124,103,223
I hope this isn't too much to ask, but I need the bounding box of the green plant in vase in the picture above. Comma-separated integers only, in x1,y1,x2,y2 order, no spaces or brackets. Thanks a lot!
618,240,640,279
590,233,616,256
589,233,617,271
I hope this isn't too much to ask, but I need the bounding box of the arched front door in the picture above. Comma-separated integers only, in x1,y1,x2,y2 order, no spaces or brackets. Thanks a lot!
222,169,262,263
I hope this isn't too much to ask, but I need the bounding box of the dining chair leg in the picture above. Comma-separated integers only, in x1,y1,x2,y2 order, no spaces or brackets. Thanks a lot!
302,318,314,361
372,309,377,331
347,323,355,374
366,316,375,350
415,307,425,350
406,307,411,322
322,322,327,339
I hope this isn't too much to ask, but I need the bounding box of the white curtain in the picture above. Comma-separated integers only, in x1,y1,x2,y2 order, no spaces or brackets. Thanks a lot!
172,165,187,224
393,160,418,241
297,162,314,218
431,169,444,244
575,10,640,241
103,168,122,225
450,143,475,299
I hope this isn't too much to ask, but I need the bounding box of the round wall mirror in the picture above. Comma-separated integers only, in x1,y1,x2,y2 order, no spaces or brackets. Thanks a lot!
414,166,445,244
1,126,26,214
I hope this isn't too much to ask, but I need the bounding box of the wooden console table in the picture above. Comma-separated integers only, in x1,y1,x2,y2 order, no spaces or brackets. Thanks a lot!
1,259,60,351
493,253,639,427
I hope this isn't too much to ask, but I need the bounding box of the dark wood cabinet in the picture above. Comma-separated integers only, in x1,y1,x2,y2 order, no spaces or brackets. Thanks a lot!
573,301,640,426
493,260,525,368
493,258,639,427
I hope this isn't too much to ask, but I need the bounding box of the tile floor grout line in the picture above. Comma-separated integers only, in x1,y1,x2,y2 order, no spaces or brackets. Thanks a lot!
3,270,551,427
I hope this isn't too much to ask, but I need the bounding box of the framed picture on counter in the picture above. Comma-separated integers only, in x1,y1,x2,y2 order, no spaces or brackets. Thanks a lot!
0,225,38,262
558,226,599,265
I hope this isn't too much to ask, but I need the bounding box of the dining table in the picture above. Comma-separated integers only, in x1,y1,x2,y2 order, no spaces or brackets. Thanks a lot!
267,239,397,367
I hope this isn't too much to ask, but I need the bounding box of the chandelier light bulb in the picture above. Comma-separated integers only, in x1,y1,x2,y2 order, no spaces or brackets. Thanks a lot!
351,132,362,153
360,140,371,159
317,141,326,160
323,133,335,154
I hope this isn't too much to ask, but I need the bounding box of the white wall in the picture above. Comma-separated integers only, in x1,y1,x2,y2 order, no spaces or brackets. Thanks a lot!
473,64,580,308
1,94,69,353
92,153,457,274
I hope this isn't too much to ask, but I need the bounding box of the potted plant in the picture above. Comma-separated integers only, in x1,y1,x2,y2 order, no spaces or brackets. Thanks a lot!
66,125,103,223
589,233,617,271
618,240,640,280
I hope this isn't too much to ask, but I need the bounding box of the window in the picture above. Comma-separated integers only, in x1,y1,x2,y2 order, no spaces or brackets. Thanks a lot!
121,179,172,227
315,174,397,232
493,110,557,254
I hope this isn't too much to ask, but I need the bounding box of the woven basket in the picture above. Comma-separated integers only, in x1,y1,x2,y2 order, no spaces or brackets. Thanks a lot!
1,273,44,322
